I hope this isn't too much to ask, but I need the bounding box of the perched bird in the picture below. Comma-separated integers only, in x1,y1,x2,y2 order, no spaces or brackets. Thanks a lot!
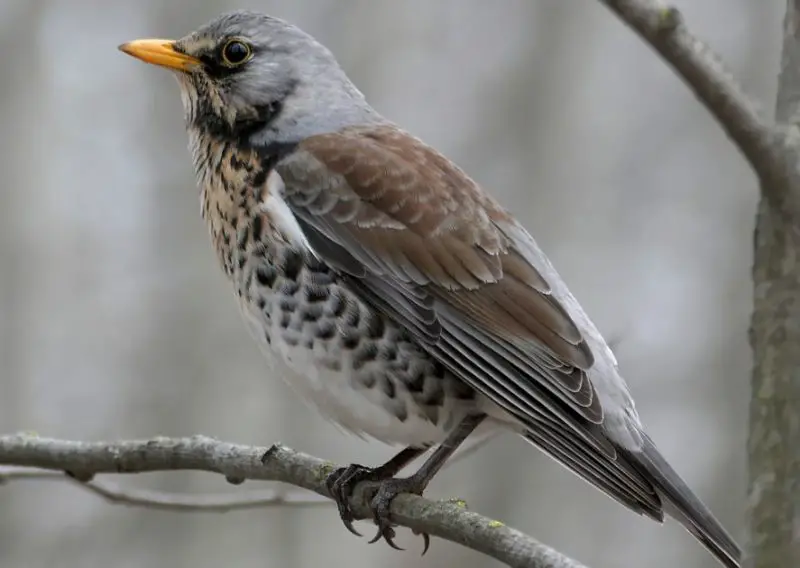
119,11,740,567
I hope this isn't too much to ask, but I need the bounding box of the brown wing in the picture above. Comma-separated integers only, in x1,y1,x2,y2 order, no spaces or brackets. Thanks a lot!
277,124,608,448
278,125,737,563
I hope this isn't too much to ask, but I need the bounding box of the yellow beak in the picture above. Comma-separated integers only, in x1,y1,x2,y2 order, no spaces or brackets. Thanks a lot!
118,39,200,72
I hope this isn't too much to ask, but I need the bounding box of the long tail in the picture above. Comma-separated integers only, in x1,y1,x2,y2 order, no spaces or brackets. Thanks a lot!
522,428,741,568
630,434,741,568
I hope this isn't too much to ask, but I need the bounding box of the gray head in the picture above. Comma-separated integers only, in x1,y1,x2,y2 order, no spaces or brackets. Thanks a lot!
119,10,380,147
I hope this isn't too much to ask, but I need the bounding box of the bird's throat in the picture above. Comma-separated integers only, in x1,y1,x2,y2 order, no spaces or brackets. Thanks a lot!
189,126,305,280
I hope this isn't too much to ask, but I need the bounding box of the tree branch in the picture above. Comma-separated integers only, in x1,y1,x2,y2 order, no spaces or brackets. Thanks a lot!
598,0,800,219
0,434,588,568
745,3,800,568
0,466,328,512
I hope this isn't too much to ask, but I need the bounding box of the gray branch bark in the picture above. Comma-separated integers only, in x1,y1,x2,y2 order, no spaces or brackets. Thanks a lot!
746,3,800,567
0,434,587,568
0,466,328,511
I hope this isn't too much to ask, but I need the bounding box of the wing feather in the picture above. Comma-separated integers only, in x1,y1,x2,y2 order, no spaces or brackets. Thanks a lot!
275,123,660,516
273,123,740,568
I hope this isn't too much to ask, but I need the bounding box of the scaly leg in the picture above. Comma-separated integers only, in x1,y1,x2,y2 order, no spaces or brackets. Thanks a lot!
367,414,486,552
326,446,425,536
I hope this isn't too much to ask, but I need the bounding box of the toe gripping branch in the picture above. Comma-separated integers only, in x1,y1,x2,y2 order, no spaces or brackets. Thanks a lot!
325,414,485,554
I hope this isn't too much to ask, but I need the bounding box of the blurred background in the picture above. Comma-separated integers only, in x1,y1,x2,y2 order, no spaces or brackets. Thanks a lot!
0,0,781,567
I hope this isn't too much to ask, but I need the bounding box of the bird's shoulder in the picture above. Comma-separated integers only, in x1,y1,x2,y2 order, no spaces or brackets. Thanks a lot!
276,124,540,289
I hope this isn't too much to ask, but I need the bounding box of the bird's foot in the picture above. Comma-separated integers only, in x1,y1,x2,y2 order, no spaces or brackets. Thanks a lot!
325,463,393,537
366,476,430,555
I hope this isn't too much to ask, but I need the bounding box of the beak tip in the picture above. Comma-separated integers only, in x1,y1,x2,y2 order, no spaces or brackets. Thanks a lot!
115,38,196,71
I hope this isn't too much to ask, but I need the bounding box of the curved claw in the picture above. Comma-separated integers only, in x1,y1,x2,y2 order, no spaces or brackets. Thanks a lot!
339,509,364,537
415,530,431,556
368,523,403,550
366,476,433,553
326,464,369,537
336,498,363,537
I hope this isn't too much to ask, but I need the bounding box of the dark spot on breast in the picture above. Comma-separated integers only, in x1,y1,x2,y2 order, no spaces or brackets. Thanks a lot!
341,329,360,350
282,251,302,280
280,279,299,296
382,378,396,399
395,404,408,422
343,303,361,328
251,169,267,188
237,226,250,249
382,344,398,362
326,292,346,318
280,312,291,329
255,265,277,288
406,367,425,393
301,303,323,323
263,332,271,345
251,216,263,241
352,342,378,371
305,284,329,303
365,315,385,339
316,320,335,340
279,296,297,312
256,297,266,311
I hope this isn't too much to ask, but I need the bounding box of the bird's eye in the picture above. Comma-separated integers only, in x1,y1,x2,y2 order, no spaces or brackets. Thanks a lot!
221,39,252,66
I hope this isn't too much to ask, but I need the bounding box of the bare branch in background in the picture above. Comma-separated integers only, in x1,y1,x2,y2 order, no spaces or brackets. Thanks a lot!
0,466,328,512
0,434,589,568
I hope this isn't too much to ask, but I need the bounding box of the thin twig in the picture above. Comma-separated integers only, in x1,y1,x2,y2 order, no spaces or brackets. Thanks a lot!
0,434,589,568
0,466,328,512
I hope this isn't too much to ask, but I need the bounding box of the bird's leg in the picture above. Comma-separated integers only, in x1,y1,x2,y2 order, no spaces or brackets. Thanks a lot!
367,413,486,552
326,446,425,536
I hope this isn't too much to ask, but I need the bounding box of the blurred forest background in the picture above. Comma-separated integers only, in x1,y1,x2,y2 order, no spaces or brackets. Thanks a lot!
0,0,783,567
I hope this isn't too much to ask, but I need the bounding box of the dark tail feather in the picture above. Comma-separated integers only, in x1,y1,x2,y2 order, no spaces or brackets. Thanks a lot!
520,424,740,567
629,435,741,568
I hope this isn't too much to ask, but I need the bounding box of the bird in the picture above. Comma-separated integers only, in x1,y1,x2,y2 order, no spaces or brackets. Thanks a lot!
118,10,740,567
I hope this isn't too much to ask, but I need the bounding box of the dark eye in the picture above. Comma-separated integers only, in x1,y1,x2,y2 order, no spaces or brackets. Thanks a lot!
221,39,252,66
